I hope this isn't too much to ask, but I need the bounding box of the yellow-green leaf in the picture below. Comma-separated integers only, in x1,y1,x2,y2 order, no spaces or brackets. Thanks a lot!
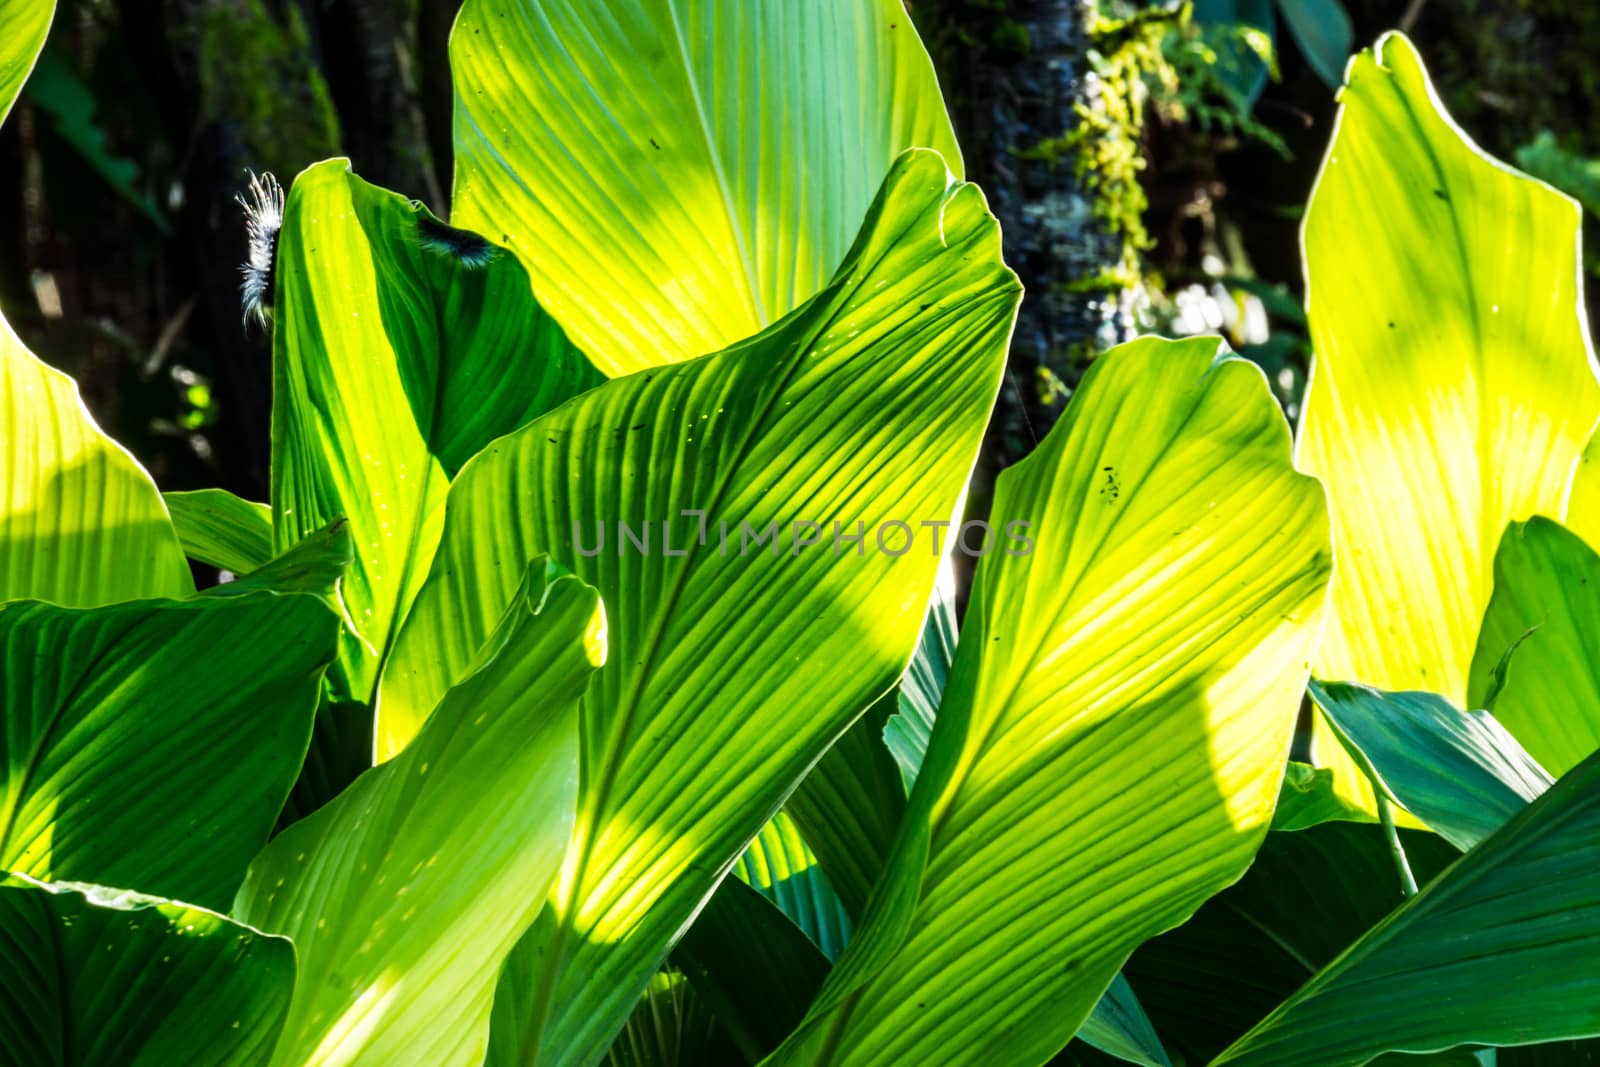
1295,33,1600,813
233,560,598,1067
271,159,599,701
386,149,1017,1065
164,488,273,574
450,0,961,375
2,307,190,606
0,0,52,124
1,0,189,606
1565,429,1600,548
770,336,1332,1065
1467,517,1600,776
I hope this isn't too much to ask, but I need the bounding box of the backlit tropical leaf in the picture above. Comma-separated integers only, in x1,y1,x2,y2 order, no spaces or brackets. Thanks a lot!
2,287,189,606
1467,517,1600,776
1295,33,1600,813
384,149,1018,1065
0,0,51,124
233,560,598,1067
0,591,336,909
450,0,961,374
770,336,1332,1065
164,489,273,574
271,159,599,700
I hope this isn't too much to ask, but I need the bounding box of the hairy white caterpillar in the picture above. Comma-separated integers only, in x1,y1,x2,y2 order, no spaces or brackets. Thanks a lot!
415,214,498,270
236,170,283,329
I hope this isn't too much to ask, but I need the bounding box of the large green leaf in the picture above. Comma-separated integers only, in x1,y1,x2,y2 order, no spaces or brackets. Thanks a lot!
0,591,336,910
384,149,1017,1065
1467,517,1600,776
0,0,51,123
272,159,599,700
787,570,1173,1067
783,562,954,922
1294,33,1600,814
1,309,191,607
233,560,598,1067
770,336,1332,1065
164,489,273,574
1309,680,1552,849
0,875,295,1066
1214,746,1600,1065
1121,823,1459,1065
162,508,373,828
803,569,1173,1067
449,0,961,375
205,518,352,604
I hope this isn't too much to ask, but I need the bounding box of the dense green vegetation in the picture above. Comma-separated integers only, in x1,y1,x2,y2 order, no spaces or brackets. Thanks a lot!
3,2,1599,1065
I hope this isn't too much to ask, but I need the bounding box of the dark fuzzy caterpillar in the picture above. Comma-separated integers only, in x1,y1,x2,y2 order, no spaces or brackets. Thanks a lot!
415,214,498,270
236,170,283,330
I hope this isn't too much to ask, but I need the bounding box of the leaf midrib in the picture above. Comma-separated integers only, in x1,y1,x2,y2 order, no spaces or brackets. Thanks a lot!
664,0,768,334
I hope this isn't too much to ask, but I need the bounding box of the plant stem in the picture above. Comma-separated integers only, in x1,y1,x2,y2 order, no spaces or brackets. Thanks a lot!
1376,792,1419,898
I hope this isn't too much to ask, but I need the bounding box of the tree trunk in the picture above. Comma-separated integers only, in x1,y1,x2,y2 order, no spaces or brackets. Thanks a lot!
912,0,1140,470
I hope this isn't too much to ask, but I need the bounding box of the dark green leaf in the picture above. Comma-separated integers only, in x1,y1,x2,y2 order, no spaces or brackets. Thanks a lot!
1215,748,1600,1064
0,592,336,909
1309,680,1552,849
0,875,294,1066
1277,0,1353,89
1123,823,1459,1064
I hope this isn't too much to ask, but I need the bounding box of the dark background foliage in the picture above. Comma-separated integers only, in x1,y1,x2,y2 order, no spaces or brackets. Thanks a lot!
2,0,1597,501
